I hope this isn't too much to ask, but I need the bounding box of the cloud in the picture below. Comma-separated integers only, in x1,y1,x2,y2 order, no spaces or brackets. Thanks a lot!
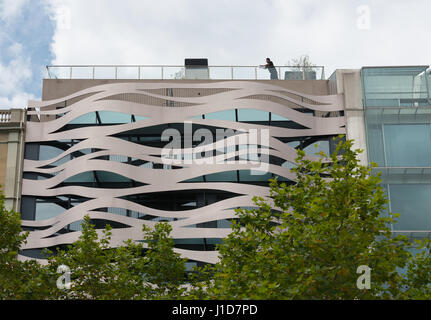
43,0,430,80
0,92,35,109
0,41,34,109
0,0,55,109
0,0,29,22
44,0,277,65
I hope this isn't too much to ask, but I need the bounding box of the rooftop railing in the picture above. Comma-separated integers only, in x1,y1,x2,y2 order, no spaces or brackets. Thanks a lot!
45,65,326,80
0,109,25,128
0,110,11,123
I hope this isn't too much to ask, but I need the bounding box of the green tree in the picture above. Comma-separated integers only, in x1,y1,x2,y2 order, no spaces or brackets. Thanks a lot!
205,138,429,299
46,216,188,299
141,223,188,299
4,135,431,300
45,216,136,299
399,239,431,299
0,190,56,299
0,191,189,300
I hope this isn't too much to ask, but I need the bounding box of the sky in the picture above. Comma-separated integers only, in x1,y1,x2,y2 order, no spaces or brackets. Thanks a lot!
0,0,430,109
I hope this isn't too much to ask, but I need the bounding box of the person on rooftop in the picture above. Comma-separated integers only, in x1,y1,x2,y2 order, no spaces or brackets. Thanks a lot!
261,58,278,80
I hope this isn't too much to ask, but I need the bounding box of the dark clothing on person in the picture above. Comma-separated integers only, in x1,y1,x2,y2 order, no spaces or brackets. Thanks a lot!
265,59,278,80
268,67,278,80
266,61,274,68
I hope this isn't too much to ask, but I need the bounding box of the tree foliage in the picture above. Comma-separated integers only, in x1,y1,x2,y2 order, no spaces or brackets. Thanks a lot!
45,217,188,299
1,138,431,299
0,196,188,299
205,138,430,299
0,192,55,299
288,54,316,71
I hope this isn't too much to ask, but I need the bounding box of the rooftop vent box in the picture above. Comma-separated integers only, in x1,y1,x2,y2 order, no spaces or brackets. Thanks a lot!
185,58,209,79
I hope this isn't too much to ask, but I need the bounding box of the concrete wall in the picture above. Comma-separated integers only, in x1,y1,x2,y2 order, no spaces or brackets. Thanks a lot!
42,79,330,100
330,69,368,165
0,132,8,189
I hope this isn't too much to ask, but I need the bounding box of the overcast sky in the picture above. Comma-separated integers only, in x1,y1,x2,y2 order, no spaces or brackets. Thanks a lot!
1,0,430,109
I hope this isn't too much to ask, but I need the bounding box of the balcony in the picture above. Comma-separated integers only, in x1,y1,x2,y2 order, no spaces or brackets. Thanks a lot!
0,110,11,123
362,66,431,107
0,109,25,127
45,65,326,80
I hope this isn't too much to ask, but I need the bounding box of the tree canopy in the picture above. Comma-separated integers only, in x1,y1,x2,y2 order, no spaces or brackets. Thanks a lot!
1,138,431,299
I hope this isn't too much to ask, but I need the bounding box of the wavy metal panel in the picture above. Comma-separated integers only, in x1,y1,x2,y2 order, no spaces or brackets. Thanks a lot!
21,81,345,264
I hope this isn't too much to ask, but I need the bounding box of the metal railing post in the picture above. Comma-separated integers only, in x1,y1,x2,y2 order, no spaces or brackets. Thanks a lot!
424,68,431,104
161,66,164,80
115,67,118,79
231,67,234,80
70,66,72,79
255,67,257,80
92,66,95,79
138,66,140,80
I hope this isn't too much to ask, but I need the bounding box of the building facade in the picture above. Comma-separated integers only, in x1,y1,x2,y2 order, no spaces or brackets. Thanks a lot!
0,63,429,265
361,66,431,238
0,109,26,212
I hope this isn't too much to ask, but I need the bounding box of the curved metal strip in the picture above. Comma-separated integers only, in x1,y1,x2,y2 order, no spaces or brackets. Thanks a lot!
22,81,345,264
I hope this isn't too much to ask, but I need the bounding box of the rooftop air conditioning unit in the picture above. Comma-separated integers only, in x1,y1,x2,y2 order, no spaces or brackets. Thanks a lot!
185,58,209,79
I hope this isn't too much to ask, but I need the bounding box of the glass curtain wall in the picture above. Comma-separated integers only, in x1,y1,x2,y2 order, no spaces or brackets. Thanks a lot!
362,66,431,235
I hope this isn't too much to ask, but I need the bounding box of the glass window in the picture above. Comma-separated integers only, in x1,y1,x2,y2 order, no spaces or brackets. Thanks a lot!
282,161,296,169
205,171,238,182
35,202,65,220
389,184,431,230
287,141,300,149
109,154,129,163
204,109,236,121
98,111,132,124
239,169,272,181
134,115,148,121
69,112,97,124
237,109,269,122
96,171,131,183
383,124,431,167
304,140,330,157
49,155,71,167
365,110,385,166
64,171,95,183
362,67,429,108
39,145,64,161
69,220,83,231
271,112,290,121
184,176,204,182
217,219,232,228
107,207,128,216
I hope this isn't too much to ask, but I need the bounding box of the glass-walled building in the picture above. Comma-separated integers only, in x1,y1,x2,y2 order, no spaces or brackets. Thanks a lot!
362,66,431,236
